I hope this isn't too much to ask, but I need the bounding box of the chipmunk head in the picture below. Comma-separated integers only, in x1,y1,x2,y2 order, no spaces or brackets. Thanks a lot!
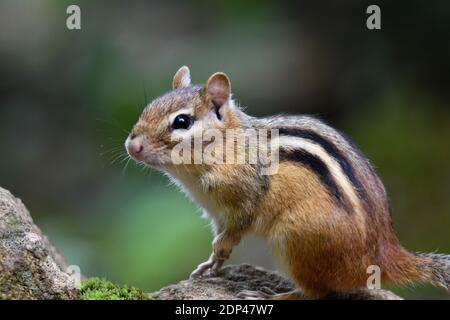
125,66,242,169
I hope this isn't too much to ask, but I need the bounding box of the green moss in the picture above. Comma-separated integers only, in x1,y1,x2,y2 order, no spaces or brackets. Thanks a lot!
78,278,151,300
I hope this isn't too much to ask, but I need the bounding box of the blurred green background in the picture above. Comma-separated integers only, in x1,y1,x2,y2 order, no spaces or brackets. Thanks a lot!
0,0,449,299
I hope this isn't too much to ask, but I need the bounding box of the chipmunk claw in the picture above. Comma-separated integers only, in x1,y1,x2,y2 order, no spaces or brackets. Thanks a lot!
189,258,224,279
189,260,214,279
236,290,270,300
236,287,277,300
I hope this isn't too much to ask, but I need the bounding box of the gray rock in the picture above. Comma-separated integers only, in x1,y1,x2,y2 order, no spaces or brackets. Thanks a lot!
0,187,77,299
152,263,403,300
0,185,402,300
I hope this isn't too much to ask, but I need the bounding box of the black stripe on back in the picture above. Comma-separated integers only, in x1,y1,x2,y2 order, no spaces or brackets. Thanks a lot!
277,127,368,203
279,149,348,209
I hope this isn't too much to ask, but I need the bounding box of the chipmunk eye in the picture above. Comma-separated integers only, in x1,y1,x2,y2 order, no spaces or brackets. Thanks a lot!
172,114,192,130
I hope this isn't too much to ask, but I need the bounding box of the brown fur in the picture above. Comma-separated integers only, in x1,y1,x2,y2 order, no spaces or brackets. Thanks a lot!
126,66,450,299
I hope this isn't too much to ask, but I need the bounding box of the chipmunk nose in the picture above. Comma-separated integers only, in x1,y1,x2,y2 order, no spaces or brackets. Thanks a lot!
126,133,144,160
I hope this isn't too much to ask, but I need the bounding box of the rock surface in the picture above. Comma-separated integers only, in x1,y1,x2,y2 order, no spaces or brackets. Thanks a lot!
152,264,403,300
0,187,77,299
0,186,402,300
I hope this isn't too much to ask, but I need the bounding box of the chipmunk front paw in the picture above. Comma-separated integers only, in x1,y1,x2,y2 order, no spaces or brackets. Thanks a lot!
189,256,225,279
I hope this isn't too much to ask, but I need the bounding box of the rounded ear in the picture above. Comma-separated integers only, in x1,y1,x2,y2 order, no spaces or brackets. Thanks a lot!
173,66,191,89
205,72,231,107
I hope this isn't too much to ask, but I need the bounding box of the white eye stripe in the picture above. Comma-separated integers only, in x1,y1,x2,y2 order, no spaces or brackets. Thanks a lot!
168,108,194,124
169,108,199,141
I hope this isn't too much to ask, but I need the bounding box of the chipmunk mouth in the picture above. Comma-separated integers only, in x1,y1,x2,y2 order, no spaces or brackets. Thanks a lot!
138,146,171,169
125,133,169,167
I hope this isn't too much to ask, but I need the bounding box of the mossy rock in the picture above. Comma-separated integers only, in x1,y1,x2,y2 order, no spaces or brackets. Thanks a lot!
78,278,151,300
0,186,150,300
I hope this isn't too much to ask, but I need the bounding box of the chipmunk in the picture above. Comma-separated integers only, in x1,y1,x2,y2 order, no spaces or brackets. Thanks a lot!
125,66,450,299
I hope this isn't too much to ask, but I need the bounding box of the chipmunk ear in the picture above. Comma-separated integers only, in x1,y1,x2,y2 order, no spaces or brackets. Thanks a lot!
173,66,191,89
205,72,231,108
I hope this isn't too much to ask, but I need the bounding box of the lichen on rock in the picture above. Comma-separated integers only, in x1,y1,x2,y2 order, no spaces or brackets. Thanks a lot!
0,187,77,299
